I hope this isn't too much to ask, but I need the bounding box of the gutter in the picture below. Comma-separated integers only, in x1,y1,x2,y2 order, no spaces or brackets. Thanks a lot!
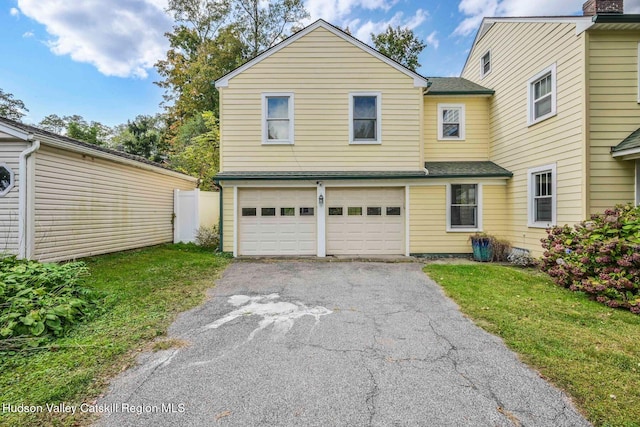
18,138,40,259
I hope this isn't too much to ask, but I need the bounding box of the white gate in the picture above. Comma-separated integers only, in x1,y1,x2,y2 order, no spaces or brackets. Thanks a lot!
173,189,220,243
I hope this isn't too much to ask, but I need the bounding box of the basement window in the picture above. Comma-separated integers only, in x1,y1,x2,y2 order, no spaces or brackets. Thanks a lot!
0,164,15,197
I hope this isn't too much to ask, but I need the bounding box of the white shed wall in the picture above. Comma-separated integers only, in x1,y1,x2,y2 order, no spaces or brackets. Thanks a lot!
0,140,28,255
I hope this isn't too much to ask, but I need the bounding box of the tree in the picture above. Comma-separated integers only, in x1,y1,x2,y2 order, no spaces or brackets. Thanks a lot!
115,114,169,162
0,89,28,121
66,120,111,146
234,0,308,58
38,114,67,134
371,26,426,72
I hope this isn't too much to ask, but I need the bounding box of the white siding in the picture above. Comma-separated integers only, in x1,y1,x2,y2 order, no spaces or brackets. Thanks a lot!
0,139,28,255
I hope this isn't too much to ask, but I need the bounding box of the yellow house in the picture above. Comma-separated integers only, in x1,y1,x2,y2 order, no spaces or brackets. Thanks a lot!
214,20,512,257
461,0,640,254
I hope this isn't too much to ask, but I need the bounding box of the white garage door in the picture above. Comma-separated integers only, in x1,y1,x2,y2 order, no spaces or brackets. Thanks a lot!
238,188,316,255
326,187,404,255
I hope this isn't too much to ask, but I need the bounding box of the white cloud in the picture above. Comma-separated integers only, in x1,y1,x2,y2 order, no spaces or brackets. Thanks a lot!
347,9,428,45
426,30,439,50
22,31,34,38
10,7,20,17
16,0,173,78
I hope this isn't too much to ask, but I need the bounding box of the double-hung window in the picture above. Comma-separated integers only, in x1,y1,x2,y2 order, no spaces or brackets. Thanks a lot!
447,184,481,231
528,164,556,228
350,92,381,144
481,50,491,78
528,64,557,125
263,93,294,144
438,104,465,140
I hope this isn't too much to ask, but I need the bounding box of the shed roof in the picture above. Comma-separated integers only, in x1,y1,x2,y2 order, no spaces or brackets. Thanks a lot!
425,78,494,96
423,161,513,178
611,127,640,158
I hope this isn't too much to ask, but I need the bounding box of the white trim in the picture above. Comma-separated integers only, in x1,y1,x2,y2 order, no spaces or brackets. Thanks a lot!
637,42,640,104
446,183,482,232
527,163,557,228
527,63,557,126
437,104,466,141
349,92,382,144
317,182,326,257
0,162,15,196
224,179,509,188
233,186,238,257
405,185,410,256
215,20,430,88
0,123,31,140
262,92,295,145
635,160,640,206
612,147,640,159
18,140,40,259
480,49,491,79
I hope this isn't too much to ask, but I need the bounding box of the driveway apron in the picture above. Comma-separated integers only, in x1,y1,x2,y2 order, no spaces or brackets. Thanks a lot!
96,261,590,427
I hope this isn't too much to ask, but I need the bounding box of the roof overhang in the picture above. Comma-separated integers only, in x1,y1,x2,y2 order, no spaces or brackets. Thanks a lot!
0,122,32,141
215,20,430,89
611,147,640,160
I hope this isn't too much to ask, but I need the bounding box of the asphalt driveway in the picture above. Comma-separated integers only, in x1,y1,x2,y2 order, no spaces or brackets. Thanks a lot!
96,261,590,426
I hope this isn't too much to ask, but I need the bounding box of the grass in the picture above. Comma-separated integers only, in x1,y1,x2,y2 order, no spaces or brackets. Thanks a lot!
0,244,230,427
423,263,640,427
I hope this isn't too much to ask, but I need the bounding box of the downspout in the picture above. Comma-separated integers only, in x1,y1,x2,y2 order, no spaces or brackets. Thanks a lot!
213,180,223,253
18,138,40,259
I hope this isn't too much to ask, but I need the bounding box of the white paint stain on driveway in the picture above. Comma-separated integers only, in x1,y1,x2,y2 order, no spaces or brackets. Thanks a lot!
204,294,332,341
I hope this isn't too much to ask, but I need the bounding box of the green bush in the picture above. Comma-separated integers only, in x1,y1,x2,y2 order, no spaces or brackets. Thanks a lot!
540,204,640,314
0,256,98,347
194,225,220,249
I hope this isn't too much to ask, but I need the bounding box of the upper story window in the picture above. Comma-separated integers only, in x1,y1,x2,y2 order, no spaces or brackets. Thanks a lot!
481,50,491,78
263,93,294,144
437,104,465,140
0,164,15,197
447,183,481,232
528,164,557,228
528,64,557,126
349,92,381,144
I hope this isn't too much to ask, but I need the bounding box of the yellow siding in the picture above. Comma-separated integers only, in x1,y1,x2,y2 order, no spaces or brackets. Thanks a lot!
221,26,422,172
587,31,638,213
462,22,587,254
423,97,490,161
222,186,234,252
33,146,195,262
0,140,28,255
409,184,508,254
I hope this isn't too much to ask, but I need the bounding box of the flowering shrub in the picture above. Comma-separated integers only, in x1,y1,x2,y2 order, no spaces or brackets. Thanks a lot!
540,204,640,314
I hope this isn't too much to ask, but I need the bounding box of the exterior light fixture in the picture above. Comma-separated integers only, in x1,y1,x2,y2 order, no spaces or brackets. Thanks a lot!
319,194,324,206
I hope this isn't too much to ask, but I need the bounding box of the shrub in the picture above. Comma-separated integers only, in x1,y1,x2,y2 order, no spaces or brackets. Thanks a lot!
0,256,98,347
540,204,640,314
194,225,220,249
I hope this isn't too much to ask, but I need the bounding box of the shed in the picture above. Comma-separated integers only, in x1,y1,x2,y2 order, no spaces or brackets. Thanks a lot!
0,117,198,262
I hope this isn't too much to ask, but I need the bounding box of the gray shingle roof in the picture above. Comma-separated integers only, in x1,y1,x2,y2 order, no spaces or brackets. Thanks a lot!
423,161,513,177
611,128,640,153
425,77,494,95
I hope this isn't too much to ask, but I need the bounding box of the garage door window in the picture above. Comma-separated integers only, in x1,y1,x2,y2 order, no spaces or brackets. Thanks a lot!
281,207,295,216
386,207,401,216
242,208,257,216
348,207,363,216
261,208,276,216
367,207,382,216
300,207,314,216
329,207,343,215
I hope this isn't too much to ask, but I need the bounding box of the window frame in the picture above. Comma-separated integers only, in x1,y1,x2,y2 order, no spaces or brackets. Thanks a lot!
637,43,640,104
262,92,294,145
349,92,382,145
437,104,466,141
0,163,15,197
446,183,482,232
527,64,557,126
527,164,557,228
481,50,491,78
635,159,639,206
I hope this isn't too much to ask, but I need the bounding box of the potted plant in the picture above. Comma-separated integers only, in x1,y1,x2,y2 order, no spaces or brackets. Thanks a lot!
469,233,493,262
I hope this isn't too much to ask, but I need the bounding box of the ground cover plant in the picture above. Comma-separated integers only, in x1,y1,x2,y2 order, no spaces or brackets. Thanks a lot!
540,204,640,313
424,263,640,427
0,244,230,426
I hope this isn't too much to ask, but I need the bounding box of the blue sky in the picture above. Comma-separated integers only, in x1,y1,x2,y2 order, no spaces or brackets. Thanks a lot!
2,0,640,128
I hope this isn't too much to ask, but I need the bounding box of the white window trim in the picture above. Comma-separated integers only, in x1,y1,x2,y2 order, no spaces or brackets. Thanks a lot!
481,50,491,78
635,159,640,205
446,183,482,232
437,104,466,141
637,43,640,104
0,163,15,197
527,63,557,126
262,92,294,145
527,163,557,228
349,92,382,145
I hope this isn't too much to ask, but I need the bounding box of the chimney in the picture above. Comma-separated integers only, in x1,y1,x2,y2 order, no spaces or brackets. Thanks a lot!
583,0,624,16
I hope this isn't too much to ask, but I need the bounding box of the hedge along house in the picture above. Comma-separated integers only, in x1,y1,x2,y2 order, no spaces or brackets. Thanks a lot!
0,117,197,262
214,20,513,257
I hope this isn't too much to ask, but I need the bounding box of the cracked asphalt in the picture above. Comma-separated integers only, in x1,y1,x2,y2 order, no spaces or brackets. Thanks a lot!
96,261,591,427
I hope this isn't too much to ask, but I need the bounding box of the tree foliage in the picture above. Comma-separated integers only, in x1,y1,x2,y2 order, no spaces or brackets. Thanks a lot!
0,89,28,122
66,119,111,146
371,26,426,71
114,115,168,162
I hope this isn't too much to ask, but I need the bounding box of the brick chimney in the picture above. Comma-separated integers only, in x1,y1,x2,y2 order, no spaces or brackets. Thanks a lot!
583,0,624,15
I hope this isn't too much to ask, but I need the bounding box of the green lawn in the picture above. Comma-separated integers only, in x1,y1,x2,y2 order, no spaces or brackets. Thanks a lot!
0,244,230,427
424,263,640,427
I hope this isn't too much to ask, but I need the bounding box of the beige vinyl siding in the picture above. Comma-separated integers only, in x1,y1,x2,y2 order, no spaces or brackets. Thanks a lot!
220,26,422,172
409,184,507,254
222,186,234,253
33,146,195,262
462,22,586,254
423,97,490,161
588,31,638,213
0,140,28,254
